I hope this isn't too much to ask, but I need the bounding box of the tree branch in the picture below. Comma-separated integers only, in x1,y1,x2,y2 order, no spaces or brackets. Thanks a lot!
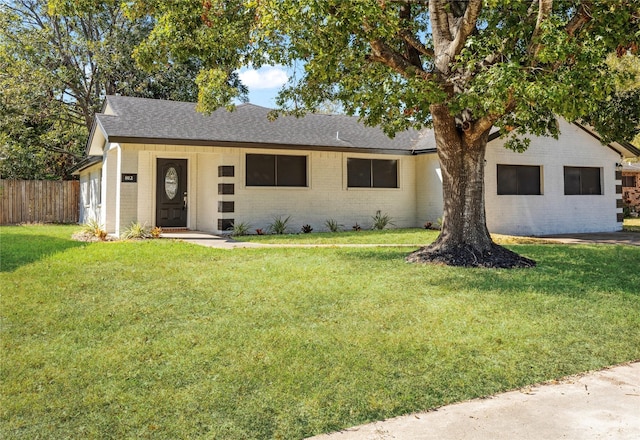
368,38,433,81
528,0,553,59
566,1,592,37
447,0,482,60
466,93,517,142
399,30,434,57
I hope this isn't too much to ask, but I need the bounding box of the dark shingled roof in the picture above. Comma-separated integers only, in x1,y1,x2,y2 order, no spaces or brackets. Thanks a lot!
94,95,421,154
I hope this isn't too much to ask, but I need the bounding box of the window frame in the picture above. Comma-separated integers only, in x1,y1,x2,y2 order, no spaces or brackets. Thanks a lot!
245,153,308,188
347,158,399,189
496,164,542,195
563,166,602,195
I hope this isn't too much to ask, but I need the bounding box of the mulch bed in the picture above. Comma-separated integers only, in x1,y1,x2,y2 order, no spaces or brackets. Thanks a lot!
406,242,537,268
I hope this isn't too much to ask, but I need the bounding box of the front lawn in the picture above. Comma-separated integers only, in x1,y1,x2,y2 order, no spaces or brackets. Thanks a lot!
236,227,441,244
2,225,639,439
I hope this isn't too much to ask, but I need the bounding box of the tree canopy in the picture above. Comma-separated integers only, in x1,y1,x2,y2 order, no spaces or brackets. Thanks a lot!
0,0,200,179
139,0,639,142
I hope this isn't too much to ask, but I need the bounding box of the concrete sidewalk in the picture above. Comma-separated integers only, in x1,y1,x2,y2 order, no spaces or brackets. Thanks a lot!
307,362,640,440
162,230,640,249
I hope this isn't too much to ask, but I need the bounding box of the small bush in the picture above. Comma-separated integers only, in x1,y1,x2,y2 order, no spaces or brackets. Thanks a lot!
150,226,163,238
301,224,313,233
371,210,394,230
256,228,265,235
231,221,251,236
352,223,361,232
122,222,150,239
80,219,108,241
268,215,291,234
324,218,341,233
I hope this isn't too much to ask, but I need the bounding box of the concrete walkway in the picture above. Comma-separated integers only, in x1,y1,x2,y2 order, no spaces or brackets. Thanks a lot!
537,231,640,246
162,230,640,249
307,362,640,440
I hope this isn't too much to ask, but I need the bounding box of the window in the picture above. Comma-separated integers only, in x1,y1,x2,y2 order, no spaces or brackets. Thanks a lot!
347,158,398,188
497,165,541,195
564,167,602,195
246,154,307,187
622,175,636,187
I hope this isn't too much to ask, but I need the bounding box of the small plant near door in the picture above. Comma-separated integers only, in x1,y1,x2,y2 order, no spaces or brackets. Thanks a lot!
75,219,108,241
122,222,151,240
268,215,291,234
301,224,313,233
151,226,163,238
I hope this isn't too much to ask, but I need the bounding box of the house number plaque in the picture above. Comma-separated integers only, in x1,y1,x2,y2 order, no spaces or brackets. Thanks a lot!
121,173,137,183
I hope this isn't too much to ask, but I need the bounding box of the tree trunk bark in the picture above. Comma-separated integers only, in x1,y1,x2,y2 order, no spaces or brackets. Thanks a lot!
407,105,536,268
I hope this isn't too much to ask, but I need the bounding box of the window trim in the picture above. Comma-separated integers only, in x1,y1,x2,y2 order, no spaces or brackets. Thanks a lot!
346,157,399,189
496,164,542,196
245,153,308,188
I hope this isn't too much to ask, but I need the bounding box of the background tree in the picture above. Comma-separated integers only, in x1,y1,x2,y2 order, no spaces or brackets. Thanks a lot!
0,0,200,180
141,0,639,266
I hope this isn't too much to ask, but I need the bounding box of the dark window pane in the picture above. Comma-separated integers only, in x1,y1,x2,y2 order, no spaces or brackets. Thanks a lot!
581,167,601,195
246,154,275,186
564,167,581,195
372,159,398,188
622,175,636,187
348,158,372,187
497,165,518,195
518,166,541,195
565,167,601,195
276,155,307,186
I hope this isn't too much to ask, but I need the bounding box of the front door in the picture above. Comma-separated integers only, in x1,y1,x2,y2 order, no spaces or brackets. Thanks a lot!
156,159,187,228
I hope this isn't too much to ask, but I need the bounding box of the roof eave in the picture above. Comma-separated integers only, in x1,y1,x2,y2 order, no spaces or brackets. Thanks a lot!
107,136,415,155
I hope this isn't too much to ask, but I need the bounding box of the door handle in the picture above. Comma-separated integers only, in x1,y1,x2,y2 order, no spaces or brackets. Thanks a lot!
183,192,188,210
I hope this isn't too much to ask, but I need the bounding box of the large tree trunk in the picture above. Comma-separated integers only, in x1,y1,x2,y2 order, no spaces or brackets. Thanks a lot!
407,105,536,268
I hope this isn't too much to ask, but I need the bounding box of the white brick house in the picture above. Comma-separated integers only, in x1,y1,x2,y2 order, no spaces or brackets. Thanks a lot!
75,96,639,237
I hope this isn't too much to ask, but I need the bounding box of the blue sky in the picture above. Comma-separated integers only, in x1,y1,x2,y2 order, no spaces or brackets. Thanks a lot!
237,65,289,108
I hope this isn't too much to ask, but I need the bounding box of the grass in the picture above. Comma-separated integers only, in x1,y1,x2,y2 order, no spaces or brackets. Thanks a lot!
237,228,441,244
2,225,640,439
624,217,640,232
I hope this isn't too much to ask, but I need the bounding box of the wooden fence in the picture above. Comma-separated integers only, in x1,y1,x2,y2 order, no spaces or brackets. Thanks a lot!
0,180,79,225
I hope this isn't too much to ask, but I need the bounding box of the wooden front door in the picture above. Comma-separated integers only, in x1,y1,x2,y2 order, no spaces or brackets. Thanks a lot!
156,159,187,228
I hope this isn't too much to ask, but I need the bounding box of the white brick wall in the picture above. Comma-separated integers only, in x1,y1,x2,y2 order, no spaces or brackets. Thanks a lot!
484,120,621,235
226,148,417,233
91,124,622,237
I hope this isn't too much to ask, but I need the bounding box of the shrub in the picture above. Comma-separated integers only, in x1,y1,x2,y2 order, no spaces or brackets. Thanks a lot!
256,228,265,235
301,224,313,233
352,223,361,232
268,215,291,234
150,226,163,238
122,222,150,239
371,210,394,230
80,219,108,241
231,221,251,236
324,218,341,233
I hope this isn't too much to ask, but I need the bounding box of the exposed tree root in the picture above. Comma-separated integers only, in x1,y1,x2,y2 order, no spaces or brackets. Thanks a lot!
406,242,536,268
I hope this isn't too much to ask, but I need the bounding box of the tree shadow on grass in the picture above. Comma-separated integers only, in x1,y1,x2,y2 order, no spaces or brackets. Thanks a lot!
0,231,86,272
336,244,640,297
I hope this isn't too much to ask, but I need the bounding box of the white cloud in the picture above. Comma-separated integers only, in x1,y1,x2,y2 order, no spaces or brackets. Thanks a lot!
238,66,288,90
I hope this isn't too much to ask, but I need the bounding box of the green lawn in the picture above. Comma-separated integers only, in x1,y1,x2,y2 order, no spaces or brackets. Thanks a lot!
2,225,639,439
237,227,441,244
